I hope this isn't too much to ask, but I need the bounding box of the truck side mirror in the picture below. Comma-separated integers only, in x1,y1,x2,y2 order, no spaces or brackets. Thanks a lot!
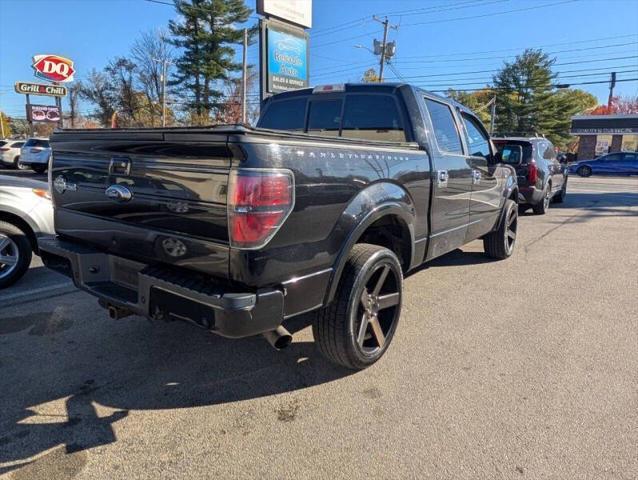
500,144,523,167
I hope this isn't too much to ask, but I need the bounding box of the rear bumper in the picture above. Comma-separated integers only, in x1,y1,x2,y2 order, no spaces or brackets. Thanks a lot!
38,237,285,338
518,186,543,206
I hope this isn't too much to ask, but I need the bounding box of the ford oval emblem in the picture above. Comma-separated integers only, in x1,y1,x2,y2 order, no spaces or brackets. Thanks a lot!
105,184,133,202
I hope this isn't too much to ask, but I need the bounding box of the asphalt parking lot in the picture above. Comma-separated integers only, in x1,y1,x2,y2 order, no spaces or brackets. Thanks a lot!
1,175,637,480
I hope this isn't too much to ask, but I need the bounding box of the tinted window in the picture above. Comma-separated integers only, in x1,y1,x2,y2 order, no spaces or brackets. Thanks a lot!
602,153,622,162
0,141,6,147
341,94,406,142
424,98,463,154
257,97,307,131
494,141,533,163
462,114,490,158
307,99,342,136
24,139,50,148
624,153,637,161
11,142,24,148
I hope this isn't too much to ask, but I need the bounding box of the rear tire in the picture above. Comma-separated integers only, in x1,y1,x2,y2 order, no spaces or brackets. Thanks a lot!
532,184,551,215
12,155,20,169
483,199,517,260
577,165,592,177
32,165,47,174
313,243,403,370
553,179,567,203
0,221,32,289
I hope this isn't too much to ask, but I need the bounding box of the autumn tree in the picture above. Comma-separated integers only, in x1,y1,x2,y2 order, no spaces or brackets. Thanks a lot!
447,89,495,127
0,112,12,138
362,68,380,83
590,95,638,115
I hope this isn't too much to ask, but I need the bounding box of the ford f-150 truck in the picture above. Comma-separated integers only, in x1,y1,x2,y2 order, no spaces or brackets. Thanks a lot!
39,83,522,370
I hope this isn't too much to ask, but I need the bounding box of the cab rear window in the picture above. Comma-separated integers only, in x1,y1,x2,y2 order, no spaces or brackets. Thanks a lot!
258,93,407,142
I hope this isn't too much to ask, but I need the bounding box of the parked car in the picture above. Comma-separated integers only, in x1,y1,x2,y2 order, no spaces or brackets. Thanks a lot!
19,138,52,174
0,140,26,169
569,151,638,177
493,137,568,214
0,175,54,288
39,83,521,370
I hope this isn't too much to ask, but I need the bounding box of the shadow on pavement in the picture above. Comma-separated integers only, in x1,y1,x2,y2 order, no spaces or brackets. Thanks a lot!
0,308,349,473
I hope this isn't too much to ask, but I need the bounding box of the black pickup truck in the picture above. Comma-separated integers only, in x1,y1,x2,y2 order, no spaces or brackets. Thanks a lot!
39,83,521,370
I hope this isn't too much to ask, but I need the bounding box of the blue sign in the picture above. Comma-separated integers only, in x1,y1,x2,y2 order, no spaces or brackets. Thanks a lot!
267,24,308,93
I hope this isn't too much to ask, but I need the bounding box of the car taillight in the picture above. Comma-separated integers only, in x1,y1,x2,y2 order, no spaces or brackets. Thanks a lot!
0,147,9,151
31,148,43,153
528,161,538,185
228,169,294,249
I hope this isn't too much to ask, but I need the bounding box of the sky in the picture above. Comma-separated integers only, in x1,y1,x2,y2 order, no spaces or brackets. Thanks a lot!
1,0,637,119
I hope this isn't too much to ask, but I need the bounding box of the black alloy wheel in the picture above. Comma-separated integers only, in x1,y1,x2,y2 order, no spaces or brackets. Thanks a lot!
313,243,403,370
577,165,592,177
484,199,517,260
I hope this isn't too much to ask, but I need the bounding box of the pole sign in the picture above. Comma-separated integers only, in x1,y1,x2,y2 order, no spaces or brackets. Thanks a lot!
261,19,309,97
26,104,61,123
15,82,68,97
257,0,312,28
32,54,75,83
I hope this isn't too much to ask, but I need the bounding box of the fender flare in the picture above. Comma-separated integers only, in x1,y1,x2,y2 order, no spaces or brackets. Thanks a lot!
324,182,416,305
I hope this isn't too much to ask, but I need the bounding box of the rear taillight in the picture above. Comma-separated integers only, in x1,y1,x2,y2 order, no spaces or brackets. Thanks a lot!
31,148,43,153
0,147,9,151
228,169,294,249
528,161,538,185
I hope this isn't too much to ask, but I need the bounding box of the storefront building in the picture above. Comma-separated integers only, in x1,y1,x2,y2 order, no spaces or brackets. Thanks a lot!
571,114,638,160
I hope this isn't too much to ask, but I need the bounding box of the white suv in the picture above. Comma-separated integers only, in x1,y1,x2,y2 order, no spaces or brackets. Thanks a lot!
20,138,52,174
0,140,26,169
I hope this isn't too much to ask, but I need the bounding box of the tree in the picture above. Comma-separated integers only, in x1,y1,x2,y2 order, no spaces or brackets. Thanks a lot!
131,29,174,126
214,68,258,124
492,49,558,140
491,49,598,147
0,112,12,138
66,83,81,127
590,95,638,115
169,0,254,123
446,89,494,127
362,68,380,83
79,69,117,126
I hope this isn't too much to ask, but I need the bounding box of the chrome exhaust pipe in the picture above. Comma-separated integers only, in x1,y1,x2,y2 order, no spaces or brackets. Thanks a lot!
262,325,292,350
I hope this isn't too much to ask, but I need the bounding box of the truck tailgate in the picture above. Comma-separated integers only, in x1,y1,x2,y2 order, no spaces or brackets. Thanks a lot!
50,130,232,278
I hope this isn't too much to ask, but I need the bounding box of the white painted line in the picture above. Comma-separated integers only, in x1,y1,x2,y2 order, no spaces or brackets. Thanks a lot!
0,281,74,303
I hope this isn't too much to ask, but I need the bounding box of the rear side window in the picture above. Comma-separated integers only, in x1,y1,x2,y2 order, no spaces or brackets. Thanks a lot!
258,97,307,131
307,99,342,136
424,98,463,154
461,114,491,158
540,141,556,160
341,94,406,142
0,141,6,147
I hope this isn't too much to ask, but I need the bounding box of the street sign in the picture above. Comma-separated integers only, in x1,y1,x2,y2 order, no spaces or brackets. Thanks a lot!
257,0,312,28
15,82,67,97
32,54,75,83
26,104,61,123
261,19,309,97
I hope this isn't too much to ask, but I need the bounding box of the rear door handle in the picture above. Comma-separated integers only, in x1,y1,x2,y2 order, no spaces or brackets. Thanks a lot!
437,169,449,187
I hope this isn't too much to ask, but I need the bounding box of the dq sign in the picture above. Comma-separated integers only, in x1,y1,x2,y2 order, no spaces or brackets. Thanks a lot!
32,55,75,83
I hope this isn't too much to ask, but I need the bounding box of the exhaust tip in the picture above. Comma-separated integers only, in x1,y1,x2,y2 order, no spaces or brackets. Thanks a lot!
263,326,293,350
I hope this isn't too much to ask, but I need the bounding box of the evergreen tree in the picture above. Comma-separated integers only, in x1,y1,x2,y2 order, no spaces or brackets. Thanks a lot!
491,49,596,147
169,0,253,123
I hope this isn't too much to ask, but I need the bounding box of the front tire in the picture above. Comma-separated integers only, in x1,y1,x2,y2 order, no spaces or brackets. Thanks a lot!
553,179,567,203
577,165,592,177
0,221,32,289
32,165,47,174
313,244,403,370
483,199,517,260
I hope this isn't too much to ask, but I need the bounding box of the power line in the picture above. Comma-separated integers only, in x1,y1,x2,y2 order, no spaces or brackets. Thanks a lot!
423,77,638,93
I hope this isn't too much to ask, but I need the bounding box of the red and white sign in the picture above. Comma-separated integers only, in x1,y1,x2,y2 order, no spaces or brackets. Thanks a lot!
32,54,75,83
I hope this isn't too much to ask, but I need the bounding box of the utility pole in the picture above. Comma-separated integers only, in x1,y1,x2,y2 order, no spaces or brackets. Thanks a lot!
607,71,616,110
490,96,497,135
241,28,248,124
372,16,398,82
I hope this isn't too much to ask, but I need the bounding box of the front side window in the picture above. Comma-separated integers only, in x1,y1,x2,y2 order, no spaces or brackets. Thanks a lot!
257,97,307,131
341,94,406,142
461,113,491,158
602,153,622,162
424,98,463,154
307,99,342,136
